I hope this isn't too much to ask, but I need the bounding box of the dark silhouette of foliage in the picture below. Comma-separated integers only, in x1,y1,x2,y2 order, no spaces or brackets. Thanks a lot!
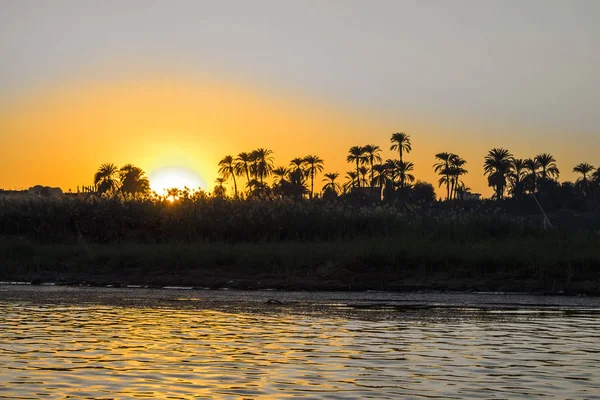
484,148,513,200
531,152,560,202
303,155,324,200
94,163,120,195
390,132,411,163
250,148,275,183
448,154,467,199
272,166,289,185
347,146,367,188
363,144,382,189
509,158,527,199
433,153,453,200
119,164,150,196
344,171,358,193
246,179,272,200
535,153,560,181
573,162,595,198
235,152,253,189
289,157,305,174
358,166,369,187
523,158,540,194
411,181,436,204
322,172,341,196
396,161,415,188
218,155,238,198
213,177,227,198
273,165,308,200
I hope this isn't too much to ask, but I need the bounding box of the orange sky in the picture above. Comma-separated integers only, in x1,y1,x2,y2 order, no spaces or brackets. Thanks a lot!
2,1,599,199
0,74,596,198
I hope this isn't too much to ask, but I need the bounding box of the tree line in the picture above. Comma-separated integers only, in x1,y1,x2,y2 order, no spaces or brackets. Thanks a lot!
93,163,150,196
216,132,455,202
483,148,599,200
215,135,599,205
92,132,600,206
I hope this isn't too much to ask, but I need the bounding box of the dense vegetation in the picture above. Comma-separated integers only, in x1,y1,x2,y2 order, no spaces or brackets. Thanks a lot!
2,232,599,294
82,132,600,205
0,192,599,244
1,132,599,293
1,191,599,293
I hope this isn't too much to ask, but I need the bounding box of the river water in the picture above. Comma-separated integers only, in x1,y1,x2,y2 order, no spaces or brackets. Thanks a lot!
1,285,599,399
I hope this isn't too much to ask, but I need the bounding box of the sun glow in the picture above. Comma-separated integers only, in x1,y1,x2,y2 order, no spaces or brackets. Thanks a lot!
149,167,204,194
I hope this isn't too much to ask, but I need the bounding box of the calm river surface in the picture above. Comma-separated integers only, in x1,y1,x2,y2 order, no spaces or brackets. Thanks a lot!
1,285,599,399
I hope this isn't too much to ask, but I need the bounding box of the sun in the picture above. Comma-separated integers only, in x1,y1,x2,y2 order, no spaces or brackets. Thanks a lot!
149,167,205,194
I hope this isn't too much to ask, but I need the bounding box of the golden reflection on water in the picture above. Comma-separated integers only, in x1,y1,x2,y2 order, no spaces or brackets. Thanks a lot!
1,302,600,399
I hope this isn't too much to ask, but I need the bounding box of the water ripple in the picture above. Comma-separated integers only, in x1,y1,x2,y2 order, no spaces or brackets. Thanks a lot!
1,289,600,398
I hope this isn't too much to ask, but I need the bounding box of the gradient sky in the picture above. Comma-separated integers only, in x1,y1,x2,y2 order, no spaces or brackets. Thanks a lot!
1,0,599,196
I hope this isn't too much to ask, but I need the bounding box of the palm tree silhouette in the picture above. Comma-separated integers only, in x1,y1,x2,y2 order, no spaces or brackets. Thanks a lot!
347,146,366,188
246,179,271,200
344,171,358,193
390,132,412,163
235,152,253,186
369,164,387,199
483,148,513,200
289,157,305,174
448,154,467,200
251,148,274,183
371,164,386,187
358,166,370,187
433,152,453,200
508,158,527,199
272,166,289,185
573,162,595,197
362,145,382,188
303,155,324,199
288,157,308,197
218,155,238,198
535,153,560,180
119,164,150,196
573,162,594,181
94,163,120,194
384,159,399,187
523,158,540,194
397,161,415,187
322,172,341,195
213,177,227,198
592,169,600,199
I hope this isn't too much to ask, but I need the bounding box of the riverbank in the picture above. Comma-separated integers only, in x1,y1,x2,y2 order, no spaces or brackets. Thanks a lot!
1,234,599,295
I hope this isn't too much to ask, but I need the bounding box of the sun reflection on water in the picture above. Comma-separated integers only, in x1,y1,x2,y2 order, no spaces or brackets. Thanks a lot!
0,296,599,399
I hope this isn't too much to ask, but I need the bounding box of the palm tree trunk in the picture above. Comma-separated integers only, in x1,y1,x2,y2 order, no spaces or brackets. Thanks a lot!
399,147,403,163
310,170,314,200
356,160,360,188
232,174,238,198
370,161,374,197
244,165,250,185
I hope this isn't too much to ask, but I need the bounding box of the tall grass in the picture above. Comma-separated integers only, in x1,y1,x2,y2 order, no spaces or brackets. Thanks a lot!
0,195,580,243
1,195,599,293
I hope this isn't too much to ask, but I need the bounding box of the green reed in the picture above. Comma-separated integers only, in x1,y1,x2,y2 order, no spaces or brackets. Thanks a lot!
0,195,567,243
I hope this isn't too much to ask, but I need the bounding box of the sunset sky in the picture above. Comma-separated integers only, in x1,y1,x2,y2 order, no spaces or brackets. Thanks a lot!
1,0,598,197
